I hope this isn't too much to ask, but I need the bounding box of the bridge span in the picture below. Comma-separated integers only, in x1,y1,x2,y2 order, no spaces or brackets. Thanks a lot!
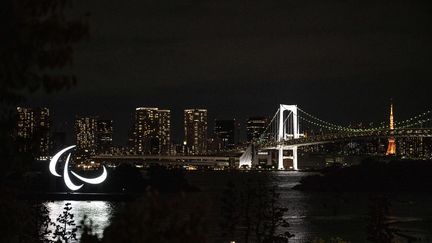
240,104,432,171
91,154,238,167
261,128,432,149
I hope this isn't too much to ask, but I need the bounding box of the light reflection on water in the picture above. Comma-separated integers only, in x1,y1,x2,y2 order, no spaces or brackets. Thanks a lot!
44,201,114,241
42,172,432,242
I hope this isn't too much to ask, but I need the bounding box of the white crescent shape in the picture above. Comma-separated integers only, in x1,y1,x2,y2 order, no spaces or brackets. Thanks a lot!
63,153,84,191
49,145,76,177
71,166,108,184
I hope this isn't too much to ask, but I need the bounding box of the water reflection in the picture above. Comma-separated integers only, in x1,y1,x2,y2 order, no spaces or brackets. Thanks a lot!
44,201,114,241
39,172,432,242
272,171,311,242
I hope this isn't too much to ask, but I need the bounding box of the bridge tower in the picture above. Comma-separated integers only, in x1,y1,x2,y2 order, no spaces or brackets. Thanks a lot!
278,105,300,170
386,101,396,155
239,104,300,170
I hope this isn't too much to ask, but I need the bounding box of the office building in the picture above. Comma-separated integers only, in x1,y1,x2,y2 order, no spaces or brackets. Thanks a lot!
246,117,268,142
158,109,171,155
16,107,51,159
75,116,98,155
97,119,113,154
214,119,236,150
134,107,171,154
184,109,208,155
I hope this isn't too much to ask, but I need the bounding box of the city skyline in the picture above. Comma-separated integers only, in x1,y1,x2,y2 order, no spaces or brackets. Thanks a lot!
17,104,278,145
16,105,269,148
17,98,418,146
22,0,432,148
16,101,432,160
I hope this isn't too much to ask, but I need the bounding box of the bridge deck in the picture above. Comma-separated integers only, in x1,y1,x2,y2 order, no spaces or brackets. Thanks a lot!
259,128,432,148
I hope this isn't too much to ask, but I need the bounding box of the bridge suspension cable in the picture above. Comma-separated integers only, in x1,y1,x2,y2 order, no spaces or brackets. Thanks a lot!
250,106,432,147
257,108,280,142
396,116,432,129
298,115,355,132
298,107,432,132
297,107,378,132
395,110,432,126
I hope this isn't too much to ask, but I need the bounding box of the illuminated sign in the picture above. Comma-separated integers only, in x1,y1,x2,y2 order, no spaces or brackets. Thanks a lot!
49,145,107,191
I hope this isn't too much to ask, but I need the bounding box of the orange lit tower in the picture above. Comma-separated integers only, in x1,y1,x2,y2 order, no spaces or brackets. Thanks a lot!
386,101,396,155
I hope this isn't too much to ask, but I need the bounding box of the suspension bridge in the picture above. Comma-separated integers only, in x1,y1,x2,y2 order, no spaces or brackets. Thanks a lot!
239,104,432,170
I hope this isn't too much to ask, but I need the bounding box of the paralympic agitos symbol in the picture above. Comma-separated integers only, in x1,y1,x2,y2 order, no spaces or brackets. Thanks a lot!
49,145,108,191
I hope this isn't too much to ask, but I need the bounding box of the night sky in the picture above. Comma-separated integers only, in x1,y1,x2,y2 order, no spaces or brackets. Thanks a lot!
26,0,432,144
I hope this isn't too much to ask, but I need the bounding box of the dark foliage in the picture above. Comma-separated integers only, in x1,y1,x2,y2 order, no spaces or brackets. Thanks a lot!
220,179,294,243
0,0,88,107
79,215,100,243
102,164,198,193
0,195,53,243
366,196,396,243
52,203,80,242
29,203,55,243
0,0,88,177
0,197,84,243
100,190,207,243
146,165,199,193
105,164,144,193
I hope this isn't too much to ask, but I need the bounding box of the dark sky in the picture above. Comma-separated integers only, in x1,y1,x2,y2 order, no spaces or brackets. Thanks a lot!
27,0,432,144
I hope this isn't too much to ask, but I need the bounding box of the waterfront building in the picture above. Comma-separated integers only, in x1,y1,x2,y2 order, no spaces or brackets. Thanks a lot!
246,117,268,142
214,119,236,150
398,137,432,159
16,107,51,160
184,109,208,155
133,107,171,155
97,119,113,154
158,109,171,155
134,108,159,154
75,116,98,155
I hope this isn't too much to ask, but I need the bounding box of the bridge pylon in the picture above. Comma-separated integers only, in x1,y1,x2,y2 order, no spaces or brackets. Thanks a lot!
239,104,301,170
278,105,299,170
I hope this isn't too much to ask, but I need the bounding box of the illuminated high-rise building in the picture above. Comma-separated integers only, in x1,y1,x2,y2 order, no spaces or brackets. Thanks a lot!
246,117,268,142
184,109,208,155
16,107,51,159
17,107,35,142
386,101,396,156
398,137,424,158
97,119,113,154
75,116,98,155
134,107,171,154
214,119,236,150
134,108,159,154
158,110,171,155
